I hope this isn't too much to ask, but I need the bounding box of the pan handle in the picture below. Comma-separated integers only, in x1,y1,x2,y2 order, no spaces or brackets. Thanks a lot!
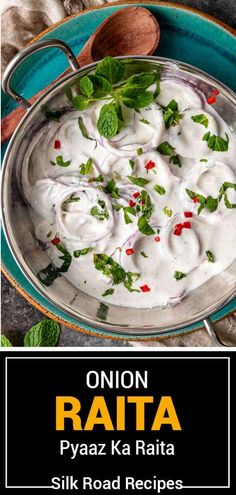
203,318,226,346
2,39,80,110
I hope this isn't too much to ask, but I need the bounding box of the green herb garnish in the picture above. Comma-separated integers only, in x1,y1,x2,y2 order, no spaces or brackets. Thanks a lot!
203,132,229,151
170,155,182,167
137,215,155,235
93,253,139,292
129,159,135,170
140,251,148,258
127,176,149,186
104,178,119,198
154,184,166,195
191,114,209,128
24,320,60,347
102,288,115,297
137,148,143,156
174,271,186,281
73,247,93,258
157,141,175,156
79,158,93,175
90,203,109,221
78,116,95,141
62,194,80,210
53,155,71,167
206,250,215,263
1,335,12,347
162,99,183,128
163,206,172,217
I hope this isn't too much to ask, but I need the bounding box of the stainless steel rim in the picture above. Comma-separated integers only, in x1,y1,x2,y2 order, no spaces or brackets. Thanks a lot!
1,53,236,337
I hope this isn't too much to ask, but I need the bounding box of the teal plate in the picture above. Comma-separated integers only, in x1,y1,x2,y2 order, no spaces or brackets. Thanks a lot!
1,2,236,340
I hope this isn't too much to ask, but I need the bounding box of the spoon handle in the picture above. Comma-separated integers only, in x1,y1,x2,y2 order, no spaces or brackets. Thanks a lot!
1,54,84,144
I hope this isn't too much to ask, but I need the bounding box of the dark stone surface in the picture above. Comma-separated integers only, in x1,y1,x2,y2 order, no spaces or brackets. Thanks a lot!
1,0,235,346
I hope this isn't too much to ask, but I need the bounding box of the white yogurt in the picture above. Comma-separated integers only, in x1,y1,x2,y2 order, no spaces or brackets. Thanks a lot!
21,80,236,308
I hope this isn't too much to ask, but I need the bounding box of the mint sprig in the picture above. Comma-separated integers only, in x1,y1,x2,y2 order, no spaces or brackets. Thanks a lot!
203,132,229,151
93,253,140,292
162,99,183,129
72,57,161,139
24,320,60,347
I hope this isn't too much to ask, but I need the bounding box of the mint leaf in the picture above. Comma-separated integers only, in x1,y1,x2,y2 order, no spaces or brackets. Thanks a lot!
205,196,218,212
90,202,109,221
37,263,60,286
185,188,218,214
88,174,104,183
79,158,93,175
102,288,115,297
73,247,93,258
55,244,72,273
122,72,158,92
104,178,119,198
97,302,109,320
1,335,12,347
137,215,155,235
154,184,166,195
206,250,215,262
219,182,236,209
140,190,153,220
127,176,149,186
157,141,175,156
73,95,89,110
89,74,112,98
55,155,71,167
123,91,154,109
123,206,136,224
163,206,172,217
97,103,119,139
96,56,124,84
79,76,94,97
174,271,186,281
93,253,139,291
24,319,60,347
191,114,209,128
78,116,95,141
162,99,183,128
170,155,182,167
203,132,229,151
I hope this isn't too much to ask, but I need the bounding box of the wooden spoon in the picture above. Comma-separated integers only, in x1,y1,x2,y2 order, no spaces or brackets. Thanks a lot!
1,7,160,143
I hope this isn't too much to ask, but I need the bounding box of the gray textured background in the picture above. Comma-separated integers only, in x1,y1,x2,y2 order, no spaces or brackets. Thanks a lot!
1,0,236,346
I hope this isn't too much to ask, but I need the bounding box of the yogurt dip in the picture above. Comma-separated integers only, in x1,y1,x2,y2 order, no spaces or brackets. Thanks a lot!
21,74,236,309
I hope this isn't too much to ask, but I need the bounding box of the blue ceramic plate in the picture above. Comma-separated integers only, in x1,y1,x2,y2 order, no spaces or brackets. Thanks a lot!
1,2,236,340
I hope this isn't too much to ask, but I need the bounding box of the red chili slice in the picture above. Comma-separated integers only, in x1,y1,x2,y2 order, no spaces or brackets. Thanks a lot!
145,160,155,170
207,96,216,105
193,197,198,203
54,139,61,149
51,237,60,245
141,200,145,205
140,284,151,292
212,89,220,96
129,200,136,208
126,248,134,255
174,229,182,236
133,192,140,199
154,236,161,242
183,221,192,229
184,211,193,218
176,223,183,229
